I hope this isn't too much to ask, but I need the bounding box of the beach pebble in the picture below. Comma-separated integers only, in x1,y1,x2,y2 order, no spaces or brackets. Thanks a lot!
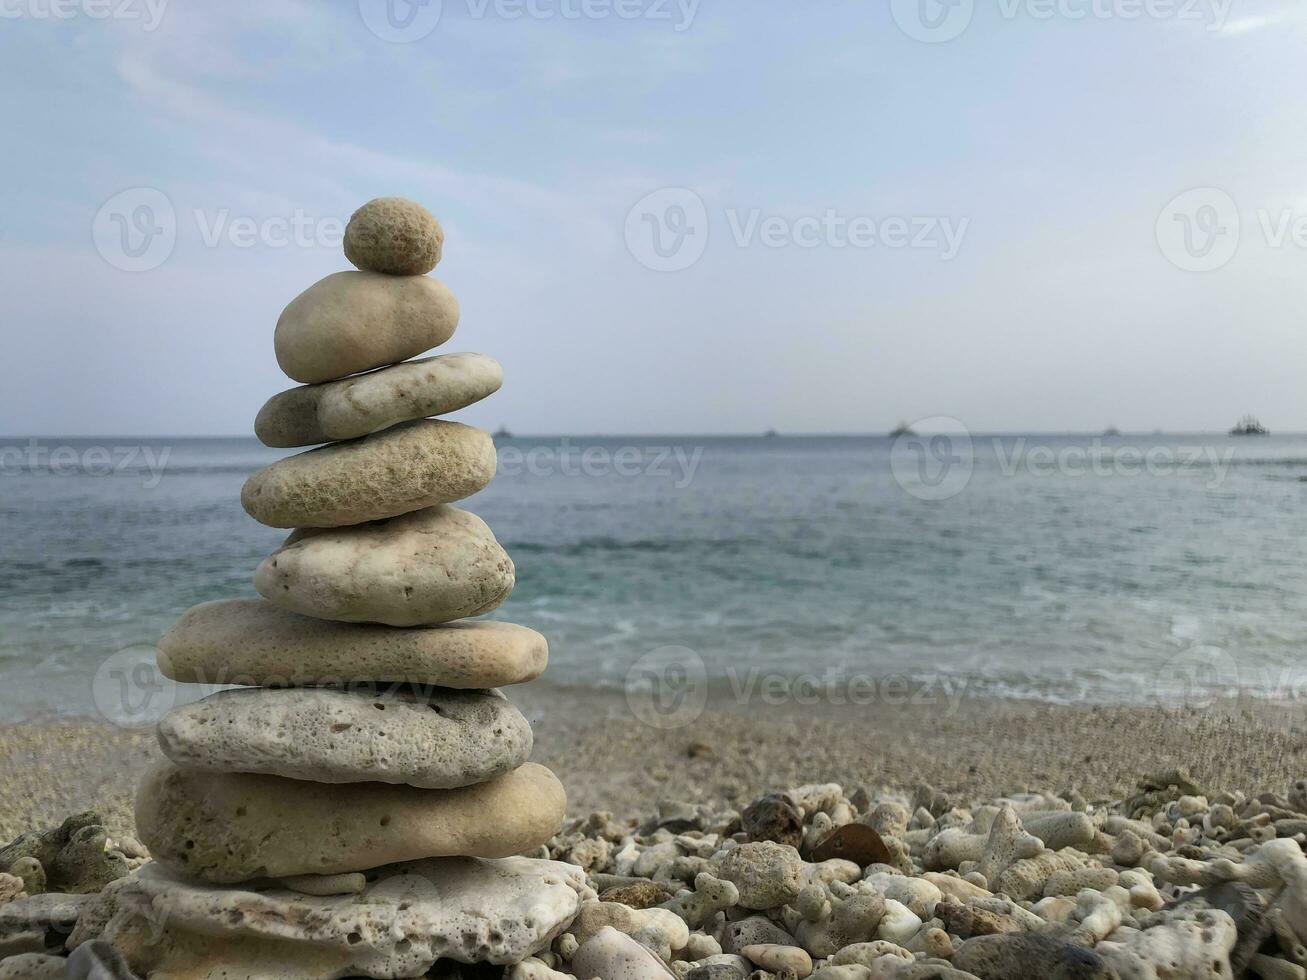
573,926,676,980
742,794,804,849
157,686,532,788
0,954,65,980
92,857,588,976
712,842,804,910
344,197,444,275
721,917,797,954
952,933,1118,980
48,826,128,895
64,940,138,980
740,944,812,978
0,873,23,903
274,872,366,896
508,957,577,980
158,599,547,689
274,270,459,384
135,761,565,882
255,352,504,447
254,505,513,627
242,419,494,528
1096,907,1237,980
810,825,891,868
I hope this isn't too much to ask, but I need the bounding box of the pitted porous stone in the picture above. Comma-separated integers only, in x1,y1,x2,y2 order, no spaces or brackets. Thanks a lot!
254,505,514,627
97,856,589,977
274,270,459,384
158,599,546,689
242,419,495,529
255,353,504,448
1096,907,1237,980
344,197,444,276
0,954,66,980
712,843,805,910
135,761,565,883
157,686,532,788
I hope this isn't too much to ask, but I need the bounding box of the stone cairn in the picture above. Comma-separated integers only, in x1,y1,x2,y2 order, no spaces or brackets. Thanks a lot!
112,199,591,978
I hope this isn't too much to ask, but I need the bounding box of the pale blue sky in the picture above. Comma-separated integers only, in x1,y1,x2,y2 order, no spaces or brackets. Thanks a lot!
2,0,1305,435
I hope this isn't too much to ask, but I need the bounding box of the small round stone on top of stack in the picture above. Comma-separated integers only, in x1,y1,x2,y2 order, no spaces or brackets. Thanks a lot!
122,199,583,979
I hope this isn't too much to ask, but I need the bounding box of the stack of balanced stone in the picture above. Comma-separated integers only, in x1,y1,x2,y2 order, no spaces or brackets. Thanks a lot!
115,199,587,979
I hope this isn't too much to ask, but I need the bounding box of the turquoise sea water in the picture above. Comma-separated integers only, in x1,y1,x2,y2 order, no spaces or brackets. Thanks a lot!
3,433,1306,720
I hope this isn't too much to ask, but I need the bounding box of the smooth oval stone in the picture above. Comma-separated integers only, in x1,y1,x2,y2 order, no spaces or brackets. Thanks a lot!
241,420,495,528
254,505,514,627
344,197,444,276
157,687,532,788
157,599,547,689
255,353,503,448
135,761,566,883
274,270,459,384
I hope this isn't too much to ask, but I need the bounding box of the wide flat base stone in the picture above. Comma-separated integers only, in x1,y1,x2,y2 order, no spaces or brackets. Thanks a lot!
88,856,591,979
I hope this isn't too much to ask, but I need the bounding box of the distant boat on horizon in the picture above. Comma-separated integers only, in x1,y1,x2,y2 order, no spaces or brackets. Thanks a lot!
1103,425,1121,437
762,429,779,439
1230,415,1269,436
889,421,916,438
493,426,513,440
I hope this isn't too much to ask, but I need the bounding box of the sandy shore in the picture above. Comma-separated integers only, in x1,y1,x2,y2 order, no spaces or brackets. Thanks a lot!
1,689,1303,842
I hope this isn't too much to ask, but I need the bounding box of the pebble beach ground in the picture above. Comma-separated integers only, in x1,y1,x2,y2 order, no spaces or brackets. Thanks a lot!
3,690,1302,843
5,689,1307,977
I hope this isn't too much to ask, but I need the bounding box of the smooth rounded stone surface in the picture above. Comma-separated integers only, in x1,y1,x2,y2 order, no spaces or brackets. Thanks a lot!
345,197,444,276
275,270,459,384
135,761,566,883
242,419,494,528
156,686,532,788
254,505,514,627
572,926,675,980
255,353,504,448
953,934,1118,979
98,857,590,978
741,944,813,978
158,599,547,689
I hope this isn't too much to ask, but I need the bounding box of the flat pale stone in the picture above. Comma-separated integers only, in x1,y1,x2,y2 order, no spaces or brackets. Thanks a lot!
135,762,566,883
255,353,503,448
96,857,591,977
157,599,547,689
242,419,495,529
254,505,514,627
275,270,459,385
344,197,444,276
157,686,533,788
